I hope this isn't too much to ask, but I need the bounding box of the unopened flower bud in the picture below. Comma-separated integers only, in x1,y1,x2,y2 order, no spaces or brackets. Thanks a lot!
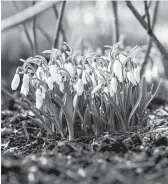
82,70,87,85
91,84,102,97
110,77,118,93
49,65,58,82
76,79,84,96
133,67,140,83
40,85,46,99
36,88,43,109
11,73,20,90
113,60,124,82
23,73,30,88
20,84,29,96
73,93,78,108
127,71,137,85
59,82,64,92
36,66,45,81
47,76,53,90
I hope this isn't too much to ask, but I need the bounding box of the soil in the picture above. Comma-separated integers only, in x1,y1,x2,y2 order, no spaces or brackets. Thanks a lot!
1,98,168,184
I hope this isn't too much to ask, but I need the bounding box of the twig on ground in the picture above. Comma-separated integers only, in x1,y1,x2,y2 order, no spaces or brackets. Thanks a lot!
2,1,59,32
111,1,119,44
125,1,168,58
52,1,66,49
12,1,34,55
32,1,38,55
140,1,159,77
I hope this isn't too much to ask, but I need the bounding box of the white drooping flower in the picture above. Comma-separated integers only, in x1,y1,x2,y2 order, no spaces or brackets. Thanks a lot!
110,77,118,93
23,73,30,88
11,73,20,90
91,84,102,97
90,73,97,87
76,79,84,96
59,82,64,92
20,84,29,96
119,54,127,64
127,71,137,85
49,65,59,83
36,66,45,81
73,93,78,108
103,86,109,95
40,85,46,99
145,69,152,83
113,60,124,82
133,67,140,83
36,88,43,109
82,70,87,85
66,62,75,76
46,76,53,90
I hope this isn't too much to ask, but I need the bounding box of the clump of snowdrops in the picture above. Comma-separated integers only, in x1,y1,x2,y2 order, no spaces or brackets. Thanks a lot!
11,42,159,141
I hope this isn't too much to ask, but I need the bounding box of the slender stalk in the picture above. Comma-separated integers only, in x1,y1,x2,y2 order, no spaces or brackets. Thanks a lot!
140,1,159,77
32,1,38,55
52,1,66,49
111,1,119,44
125,0,168,58
12,1,34,55
1,86,16,100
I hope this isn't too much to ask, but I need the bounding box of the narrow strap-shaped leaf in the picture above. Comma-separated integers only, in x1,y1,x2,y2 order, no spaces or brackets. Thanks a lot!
83,105,91,134
28,116,52,134
141,82,161,116
128,85,142,127
52,95,74,141
105,94,127,131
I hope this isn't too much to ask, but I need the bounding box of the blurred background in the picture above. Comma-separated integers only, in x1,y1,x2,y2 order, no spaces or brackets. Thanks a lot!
1,1,168,99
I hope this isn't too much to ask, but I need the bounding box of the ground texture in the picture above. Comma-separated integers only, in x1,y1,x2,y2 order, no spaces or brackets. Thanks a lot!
1,98,168,184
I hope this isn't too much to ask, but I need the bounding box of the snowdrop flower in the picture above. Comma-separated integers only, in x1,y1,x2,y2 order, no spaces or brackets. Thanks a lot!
133,67,140,83
73,93,78,108
113,60,124,82
36,66,45,81
23,73,30,88
11,73,20,90
119,54,127,64
110,77,118,93
90,72,97,87
20,84,29,96
127,71,137,85
66,62,75,76
103,86,109,95
49,65,60,84
40,85,46,99
91,83,102,97
46,76,53,90
36,88,43,109
59,82,64,92
76,77,84,96
92,59,96,68
82,70,87,85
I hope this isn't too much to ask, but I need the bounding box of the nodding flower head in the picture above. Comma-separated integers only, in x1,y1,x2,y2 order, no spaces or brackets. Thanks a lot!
36,65,45,81
23,72,30,88
49,65,60,84
11,70,20,90
46,76,53,90
91,83,102,98
66,62,75,76
127,71,137,85
36,88,43,109
20,84,29,96
133,67,140,83
76,74,84,96
113,60,124,82
110,77,118,93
